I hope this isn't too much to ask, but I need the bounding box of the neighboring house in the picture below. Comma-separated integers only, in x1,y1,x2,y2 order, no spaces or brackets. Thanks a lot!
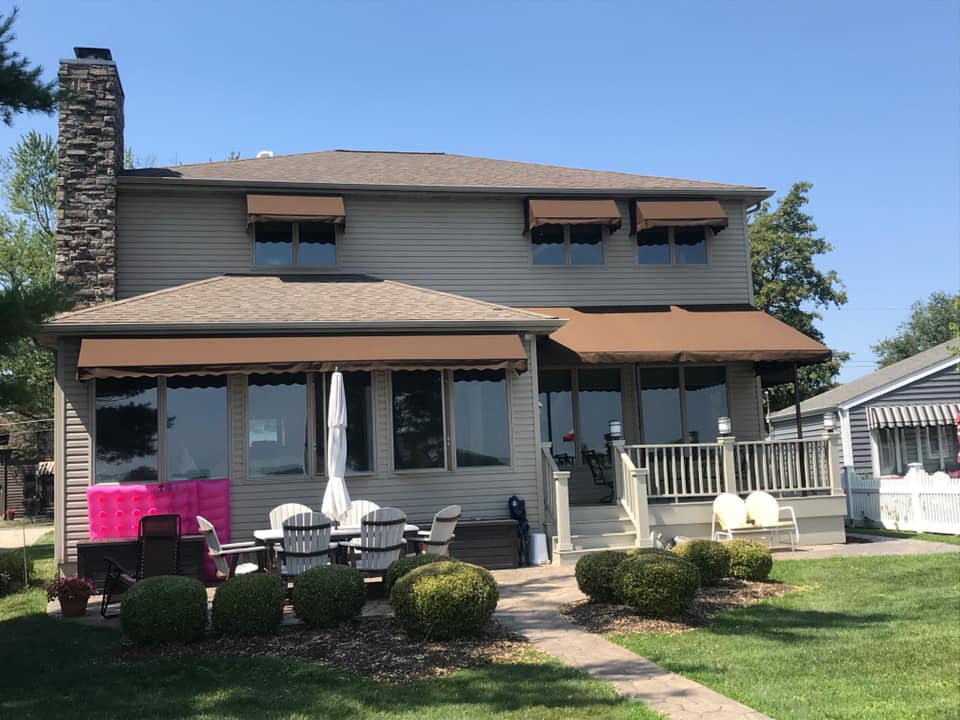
770,341,960,478
41,48,847,568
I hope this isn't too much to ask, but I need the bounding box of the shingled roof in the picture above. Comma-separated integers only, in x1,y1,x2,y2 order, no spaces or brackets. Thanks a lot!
44,274,563,334
122,150,770,196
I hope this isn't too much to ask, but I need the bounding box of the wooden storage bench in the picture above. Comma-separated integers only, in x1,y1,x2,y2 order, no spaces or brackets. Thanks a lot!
448,518,519,569
77,535,206,592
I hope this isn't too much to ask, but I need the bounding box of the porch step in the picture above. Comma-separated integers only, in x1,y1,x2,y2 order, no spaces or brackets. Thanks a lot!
569,518,636,536
551,544,642,566
569,504,631,522
569,531,637,550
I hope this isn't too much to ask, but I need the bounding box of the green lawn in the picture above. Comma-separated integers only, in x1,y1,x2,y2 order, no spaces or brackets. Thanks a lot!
611,553,960,720
850,527,960,546
0,534,661,720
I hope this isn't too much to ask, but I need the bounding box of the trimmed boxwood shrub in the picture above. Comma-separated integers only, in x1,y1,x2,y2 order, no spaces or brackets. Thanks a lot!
121,575,207,645
613,553,700,617
292,565,366,628
726,539,773,581
575,550,628,603
212,572,286,637
0,548,33,591
385,554,445,594
671,539,730,586
391,560,498,640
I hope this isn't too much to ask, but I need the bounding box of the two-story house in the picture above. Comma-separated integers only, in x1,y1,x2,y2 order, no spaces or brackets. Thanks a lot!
41,48,848,569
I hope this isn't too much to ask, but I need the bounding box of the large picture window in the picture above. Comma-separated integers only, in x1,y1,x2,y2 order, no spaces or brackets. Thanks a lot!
316,371,375,473
454,370,510,467
638,366,728,443
392,371,446,470
539,368,622,467
95,377,159,483
166,376,228,480
247,373,308,476
875,425,959,476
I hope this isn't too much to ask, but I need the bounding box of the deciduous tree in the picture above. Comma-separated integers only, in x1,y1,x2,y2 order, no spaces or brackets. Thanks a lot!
871,291,960,367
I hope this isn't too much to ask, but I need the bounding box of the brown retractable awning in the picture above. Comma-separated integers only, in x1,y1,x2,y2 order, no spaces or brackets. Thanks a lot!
78,334,527,379
247,194,346,224
526,306,831,366
527,199,622,231
634,200,728,233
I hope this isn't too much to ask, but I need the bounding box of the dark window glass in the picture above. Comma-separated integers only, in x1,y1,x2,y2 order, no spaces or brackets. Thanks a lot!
674,226,707,264
878,428,897,475
392,371,445,470
317,372,374,473
640,368,682,444
248,373,307,475
531,224,565,265
454,370,510,467
637,227,670,264
95,377,158,483
683,367,727,443
166,376,228,480
569,224,604,265
254,222,294,265
538,369,575,463
298,222,337,266
577,368,622,457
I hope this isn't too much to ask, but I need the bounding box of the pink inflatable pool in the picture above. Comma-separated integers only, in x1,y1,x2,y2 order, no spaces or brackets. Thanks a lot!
86,478,230,581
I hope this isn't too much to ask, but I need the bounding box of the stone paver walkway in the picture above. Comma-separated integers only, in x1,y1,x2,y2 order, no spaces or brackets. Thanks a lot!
492,565,769,720
492,534,959,720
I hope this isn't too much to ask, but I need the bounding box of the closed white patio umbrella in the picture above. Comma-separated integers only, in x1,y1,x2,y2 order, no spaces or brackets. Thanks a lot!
321,371,352,523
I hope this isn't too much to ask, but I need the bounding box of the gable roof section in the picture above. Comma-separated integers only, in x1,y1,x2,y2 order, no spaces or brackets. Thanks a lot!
122,150,771,198
43,274,563,335
770,340,958,420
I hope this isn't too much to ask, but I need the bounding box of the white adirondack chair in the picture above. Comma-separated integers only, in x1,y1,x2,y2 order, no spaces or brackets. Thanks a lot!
339,500,381,527
278,511,338,579
269,502,313,530
340,507,407,574
412,505,461,556
197,515,266,579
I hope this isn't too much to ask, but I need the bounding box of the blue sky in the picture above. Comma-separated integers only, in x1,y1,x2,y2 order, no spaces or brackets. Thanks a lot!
4,0,958,382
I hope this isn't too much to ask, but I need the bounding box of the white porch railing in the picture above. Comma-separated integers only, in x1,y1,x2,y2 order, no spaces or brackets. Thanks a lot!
541,443,572,552
613,441,650,546
733,438,834,495
626,443,725,502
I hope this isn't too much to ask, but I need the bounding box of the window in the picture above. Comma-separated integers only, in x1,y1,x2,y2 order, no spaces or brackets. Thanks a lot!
539,369,575,460
247,373,308,476
876,426,960,476
576,368,623,455
454,370,510,467
538,368,622,466
639,366,728,443
532,224,604,265
95,377,159,483
166,376,228,480
637,227,708,265
253,221,337,267
316,371,375,473
392,371,446,470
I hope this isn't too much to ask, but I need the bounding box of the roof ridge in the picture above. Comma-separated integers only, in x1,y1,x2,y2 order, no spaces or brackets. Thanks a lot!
52,275,226,321
379,279,560,321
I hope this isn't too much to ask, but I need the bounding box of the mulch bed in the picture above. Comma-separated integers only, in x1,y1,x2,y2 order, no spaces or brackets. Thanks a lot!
561,579,793,635
111,617,527,683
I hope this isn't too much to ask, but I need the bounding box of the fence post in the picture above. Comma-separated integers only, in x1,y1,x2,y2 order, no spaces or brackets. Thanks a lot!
718,435,737,494
633,467,651,547
554,470,573,552
824,430,843,495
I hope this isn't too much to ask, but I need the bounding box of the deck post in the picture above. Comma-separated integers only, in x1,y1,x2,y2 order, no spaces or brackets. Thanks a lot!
612,439,626,503
554,470,573,552
631,467,651,547
719,435,737,495
824,429,842,495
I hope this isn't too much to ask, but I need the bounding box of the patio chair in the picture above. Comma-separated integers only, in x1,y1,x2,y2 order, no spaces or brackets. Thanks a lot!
583,449,614,503
340,507,407,576
712,492,799,551
339,499,381,527
197,515,267,579
411,505,461,556
745,491,799,551
278,511,338,579
268,502,313,530
100,513,182,618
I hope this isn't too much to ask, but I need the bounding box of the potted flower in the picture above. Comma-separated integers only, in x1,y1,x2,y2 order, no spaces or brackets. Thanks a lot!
3,509,14,521
47,576,97,618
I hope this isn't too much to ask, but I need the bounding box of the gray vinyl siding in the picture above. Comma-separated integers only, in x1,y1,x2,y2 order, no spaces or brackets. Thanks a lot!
117,189,753,306
58,338,93,561
769,413,828,441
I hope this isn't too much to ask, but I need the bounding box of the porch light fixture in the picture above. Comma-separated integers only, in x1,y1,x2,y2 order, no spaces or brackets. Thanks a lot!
717,416,732,437
608,420,623,439
823,413,836,431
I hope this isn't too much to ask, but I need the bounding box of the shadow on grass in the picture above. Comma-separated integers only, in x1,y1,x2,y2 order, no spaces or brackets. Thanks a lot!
704,604,893,642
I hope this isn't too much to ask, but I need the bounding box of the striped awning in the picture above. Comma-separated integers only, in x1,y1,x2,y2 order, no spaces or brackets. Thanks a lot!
37,460,54,475
867,403,960,430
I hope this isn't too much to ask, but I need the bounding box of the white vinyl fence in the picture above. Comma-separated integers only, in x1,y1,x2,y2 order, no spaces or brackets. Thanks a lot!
843,466,960,535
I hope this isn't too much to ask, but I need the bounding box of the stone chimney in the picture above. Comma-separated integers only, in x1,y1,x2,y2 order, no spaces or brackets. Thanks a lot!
56,47,124,306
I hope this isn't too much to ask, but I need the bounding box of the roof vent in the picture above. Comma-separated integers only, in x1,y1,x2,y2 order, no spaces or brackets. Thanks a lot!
74,47,113,61
256,150,274,159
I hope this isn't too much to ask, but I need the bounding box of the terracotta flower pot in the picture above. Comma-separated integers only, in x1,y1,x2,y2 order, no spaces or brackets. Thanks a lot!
59,596,90,618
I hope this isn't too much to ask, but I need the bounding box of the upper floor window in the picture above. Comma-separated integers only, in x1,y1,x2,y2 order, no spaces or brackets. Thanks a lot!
637,226,708,265
254,221,337,267
532,224,604,265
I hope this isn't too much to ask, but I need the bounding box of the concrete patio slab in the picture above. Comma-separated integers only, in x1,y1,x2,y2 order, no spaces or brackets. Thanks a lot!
0,524,51,549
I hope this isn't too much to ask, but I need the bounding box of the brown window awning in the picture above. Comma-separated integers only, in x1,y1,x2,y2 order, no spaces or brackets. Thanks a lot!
247,194,346,224
634,200,728,233
526,306,831,366
527,199,622,231
78,334,527,380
